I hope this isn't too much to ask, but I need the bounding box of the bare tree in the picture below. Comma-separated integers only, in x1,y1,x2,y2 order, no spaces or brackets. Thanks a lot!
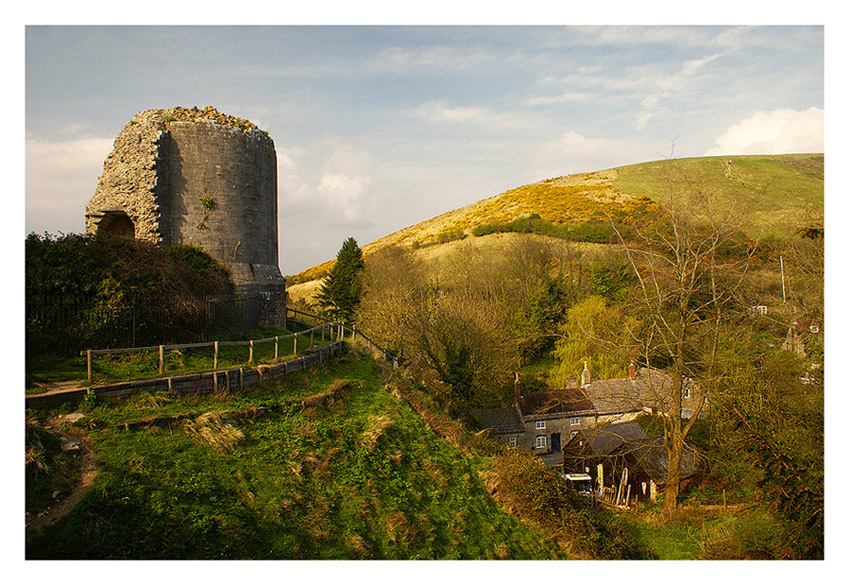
356,246,429,362
611,163,755,514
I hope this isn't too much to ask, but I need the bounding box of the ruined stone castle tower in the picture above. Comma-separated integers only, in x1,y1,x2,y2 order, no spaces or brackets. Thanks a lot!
85,106,286,300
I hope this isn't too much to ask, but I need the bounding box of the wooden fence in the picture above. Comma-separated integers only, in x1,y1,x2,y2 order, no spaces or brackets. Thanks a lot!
26,341,346,410
284,308,399,367
80,320,351,380
27,309,400,410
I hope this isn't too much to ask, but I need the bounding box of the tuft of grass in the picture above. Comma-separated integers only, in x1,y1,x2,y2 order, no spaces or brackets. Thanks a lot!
358,415,393,451
25,418,80,514
182,412,245,453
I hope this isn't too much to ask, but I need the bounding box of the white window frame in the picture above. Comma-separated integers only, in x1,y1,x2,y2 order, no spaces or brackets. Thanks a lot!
570,430,579,439
683,387,691,399
535,435,547,449
509,437,517,448
569,417,580,426
535,420,546,430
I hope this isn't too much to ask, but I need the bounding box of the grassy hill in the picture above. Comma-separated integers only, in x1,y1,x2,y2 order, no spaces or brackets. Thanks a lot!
613,154,823,234
289,153,823,297
25,351,567,559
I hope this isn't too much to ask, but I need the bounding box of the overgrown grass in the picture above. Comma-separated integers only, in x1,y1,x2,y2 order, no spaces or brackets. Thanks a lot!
26,351,562,559
25,418,81,514
626,503,784,560
483,450,648,559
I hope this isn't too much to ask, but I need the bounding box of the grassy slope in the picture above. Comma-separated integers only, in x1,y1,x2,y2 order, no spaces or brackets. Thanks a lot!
292,154,823,285
26,351,562,560
613,154,824,236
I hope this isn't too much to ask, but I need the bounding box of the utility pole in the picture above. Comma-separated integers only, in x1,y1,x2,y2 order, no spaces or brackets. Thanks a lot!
780,256,787,304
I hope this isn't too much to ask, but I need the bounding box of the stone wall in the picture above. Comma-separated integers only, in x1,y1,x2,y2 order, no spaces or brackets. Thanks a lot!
85,110,167,242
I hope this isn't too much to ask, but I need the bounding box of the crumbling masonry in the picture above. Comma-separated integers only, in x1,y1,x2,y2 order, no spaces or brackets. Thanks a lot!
86,106,286,322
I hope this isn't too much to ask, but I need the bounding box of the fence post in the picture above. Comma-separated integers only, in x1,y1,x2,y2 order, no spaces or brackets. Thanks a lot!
274,336,279,360
310,328,314,349
158,345,164,375
86,350,92,381
321,325,325,345
351,324,356,343
249,340,254,363
214,341,219,370
293,333,297,356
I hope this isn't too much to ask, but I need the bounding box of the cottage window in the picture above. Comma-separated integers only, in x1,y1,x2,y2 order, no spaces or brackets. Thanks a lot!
509,437,517,448
569,417,580,426
683,387,691,399
535,435,547,449
535,420,546,430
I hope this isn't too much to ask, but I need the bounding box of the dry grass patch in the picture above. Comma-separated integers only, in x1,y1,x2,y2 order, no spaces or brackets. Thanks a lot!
359,415,393,451
182,412,245,453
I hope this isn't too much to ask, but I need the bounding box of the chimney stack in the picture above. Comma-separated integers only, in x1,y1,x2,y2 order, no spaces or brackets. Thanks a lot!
514,372,521,399
581,361,591,388
629,362,636,380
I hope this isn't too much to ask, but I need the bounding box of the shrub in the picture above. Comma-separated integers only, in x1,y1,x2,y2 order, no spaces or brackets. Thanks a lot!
25,232,235,353
485,451,647,559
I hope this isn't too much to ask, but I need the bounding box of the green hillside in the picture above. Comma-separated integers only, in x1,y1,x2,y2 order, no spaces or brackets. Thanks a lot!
613,154,824,235
26,351,566,559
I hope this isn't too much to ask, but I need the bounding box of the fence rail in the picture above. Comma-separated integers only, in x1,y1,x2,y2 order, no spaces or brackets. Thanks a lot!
26,309,401,410
27,341,347,410
284,307,399,367
81,321,347,380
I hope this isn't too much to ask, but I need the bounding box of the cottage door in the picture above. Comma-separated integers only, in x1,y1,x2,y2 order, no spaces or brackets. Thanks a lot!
550,433,561,453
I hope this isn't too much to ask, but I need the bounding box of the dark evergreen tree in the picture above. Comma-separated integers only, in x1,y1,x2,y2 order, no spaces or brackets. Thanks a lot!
316,237,364,322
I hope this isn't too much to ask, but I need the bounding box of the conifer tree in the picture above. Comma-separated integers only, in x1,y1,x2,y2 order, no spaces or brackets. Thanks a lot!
316,237,364,322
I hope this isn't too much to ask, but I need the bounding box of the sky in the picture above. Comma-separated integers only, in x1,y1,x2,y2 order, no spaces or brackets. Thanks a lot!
22,15,826,277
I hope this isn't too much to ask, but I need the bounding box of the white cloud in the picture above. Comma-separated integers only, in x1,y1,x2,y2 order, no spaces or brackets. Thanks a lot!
25,137,113,235
680,52,724,76
530,130,649,178
317,174,375,222
276,146,315,203
412,100,495,125
705,107,824,156
368,45,496,75
524,91,596,106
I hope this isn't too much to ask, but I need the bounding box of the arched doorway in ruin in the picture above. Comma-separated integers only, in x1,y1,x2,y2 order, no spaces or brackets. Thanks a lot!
96,210,136,239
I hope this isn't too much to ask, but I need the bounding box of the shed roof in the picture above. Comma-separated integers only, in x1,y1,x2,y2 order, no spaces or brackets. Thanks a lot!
566,420,648,456
584,367,702,418
584,377,644,415
473,408,525,435
619,436,702,483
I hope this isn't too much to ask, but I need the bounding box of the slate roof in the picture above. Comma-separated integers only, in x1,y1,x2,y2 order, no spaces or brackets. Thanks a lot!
584,368,702,418
516,389,595,419
584,377,644,415
618,436,702,483
566,420,648,456
473,408,525,435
